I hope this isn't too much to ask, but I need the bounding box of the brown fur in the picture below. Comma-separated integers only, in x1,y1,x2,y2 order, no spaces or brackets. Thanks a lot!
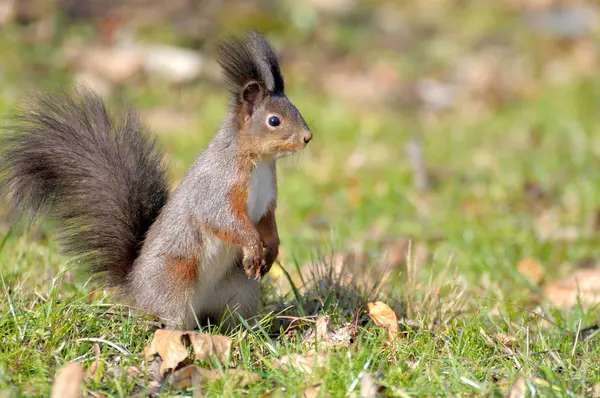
165,254,199,282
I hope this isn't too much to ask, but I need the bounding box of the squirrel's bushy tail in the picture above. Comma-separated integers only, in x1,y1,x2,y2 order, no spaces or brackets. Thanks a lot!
0,86,170,286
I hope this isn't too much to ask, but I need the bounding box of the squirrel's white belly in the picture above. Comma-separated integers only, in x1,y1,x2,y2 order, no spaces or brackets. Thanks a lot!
190,162,274,323
246,162,275,224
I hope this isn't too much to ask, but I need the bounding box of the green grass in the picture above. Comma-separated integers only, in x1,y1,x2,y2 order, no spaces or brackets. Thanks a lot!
2,1,600,396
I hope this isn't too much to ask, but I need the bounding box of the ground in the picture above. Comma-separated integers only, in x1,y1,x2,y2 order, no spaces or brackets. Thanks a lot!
1,1,600,396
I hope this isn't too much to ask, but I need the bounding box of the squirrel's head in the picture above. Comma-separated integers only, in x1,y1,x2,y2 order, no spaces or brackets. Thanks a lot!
217,30,312,161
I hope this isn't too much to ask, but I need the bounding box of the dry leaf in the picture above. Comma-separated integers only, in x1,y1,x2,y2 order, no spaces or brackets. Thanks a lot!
147,380,162,396
188,334,232,365
495,333,519,349
360,372,378,398
517,257,544,285
593,383,600,398
302,316,354,351
367,301,398,339
126,366,141,379
51,362,83,398
144,330,232,374
222,369,261,387
170,365,205,389
302,384,322,398
170,365,260,390
274,353,328,374
86,343,103,382
144,330,189,374
506,377,527,398
544,268,600,308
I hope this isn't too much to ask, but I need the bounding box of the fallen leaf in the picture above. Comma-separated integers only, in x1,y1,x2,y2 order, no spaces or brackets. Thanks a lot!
223,369,261,387
495,333,519,349
593,383,600,398
0,0,16,27
302,316,354,351
144,331,232,374
360,372,378,398
86,343,103,382
144,330,189,374
188,334,232,365
544,268,600,308
0,389,17,398
302,384,322,398
274,353,328,374
126,366,141,379
170,365,260,390
147,380,162,396
74,46,144,84
51,362,83,398
367,301,398,339
169,365,204,389
517,257,545,285
506,377,527,398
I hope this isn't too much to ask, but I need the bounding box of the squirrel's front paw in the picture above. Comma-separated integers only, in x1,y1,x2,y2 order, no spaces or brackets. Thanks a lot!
242,244,266,279
258,239,279,278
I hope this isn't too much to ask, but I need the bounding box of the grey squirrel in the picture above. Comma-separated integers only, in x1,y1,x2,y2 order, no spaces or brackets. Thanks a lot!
0,31,312,329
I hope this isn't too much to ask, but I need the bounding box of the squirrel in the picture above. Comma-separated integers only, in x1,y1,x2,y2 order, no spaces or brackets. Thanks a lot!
0,30,312,330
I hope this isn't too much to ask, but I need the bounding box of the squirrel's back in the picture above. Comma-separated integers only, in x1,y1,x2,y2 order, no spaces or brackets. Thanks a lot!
0,87,170,287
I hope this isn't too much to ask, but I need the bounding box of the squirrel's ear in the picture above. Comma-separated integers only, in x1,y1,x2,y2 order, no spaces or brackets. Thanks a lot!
241,81,265,119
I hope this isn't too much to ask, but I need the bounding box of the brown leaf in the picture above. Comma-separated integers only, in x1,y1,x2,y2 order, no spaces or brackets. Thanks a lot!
367,301,398,339
360,372,378,398
517,257,545,285
495,333,519,349
302,316,354,351
126,366,141,379
506,377,527,398
188,334,232,365
302,384,322,398
147,380,162,396
223,369,261,387
144,331,232,374
73,46,144,84
170,365,205,390
544,268,600,308
170,365,260,390
274,353,328,374
86,343,103,382
144,330,189,374
51,362,83,398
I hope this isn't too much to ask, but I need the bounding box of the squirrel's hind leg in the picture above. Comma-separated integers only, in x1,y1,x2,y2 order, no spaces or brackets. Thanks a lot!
192,260,260,331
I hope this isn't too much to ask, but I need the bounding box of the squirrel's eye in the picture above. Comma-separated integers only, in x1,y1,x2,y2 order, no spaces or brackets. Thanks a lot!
267,116,281,127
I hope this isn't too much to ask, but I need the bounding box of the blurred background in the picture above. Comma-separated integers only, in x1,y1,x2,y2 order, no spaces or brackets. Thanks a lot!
1,0,599,301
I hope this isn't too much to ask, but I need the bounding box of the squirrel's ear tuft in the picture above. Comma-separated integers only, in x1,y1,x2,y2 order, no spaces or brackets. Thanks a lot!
216,30,284,111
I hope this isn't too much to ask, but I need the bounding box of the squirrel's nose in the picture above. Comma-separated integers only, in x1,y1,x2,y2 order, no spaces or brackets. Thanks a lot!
302,131,312,144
